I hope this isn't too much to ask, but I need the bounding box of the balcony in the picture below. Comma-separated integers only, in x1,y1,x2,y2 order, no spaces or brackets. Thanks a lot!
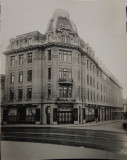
56,97,75,102
59,78,73,84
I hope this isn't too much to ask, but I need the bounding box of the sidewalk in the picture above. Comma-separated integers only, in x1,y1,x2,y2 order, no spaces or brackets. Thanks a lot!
2,120,127,133
1,141,127,160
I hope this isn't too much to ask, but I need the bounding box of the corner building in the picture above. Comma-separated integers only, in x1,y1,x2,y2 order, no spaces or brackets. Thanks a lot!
2,9,123,125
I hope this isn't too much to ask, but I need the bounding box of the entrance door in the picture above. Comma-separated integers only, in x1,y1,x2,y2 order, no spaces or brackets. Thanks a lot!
57,106,73,124
18,107,26,123
3,109,8,122
36,108,40,121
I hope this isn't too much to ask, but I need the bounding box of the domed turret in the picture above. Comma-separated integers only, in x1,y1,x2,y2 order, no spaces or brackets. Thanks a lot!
46,9,78,35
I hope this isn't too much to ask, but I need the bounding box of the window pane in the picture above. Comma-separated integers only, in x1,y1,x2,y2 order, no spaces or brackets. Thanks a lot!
19,54,23,65
27,70,32,82
10,89,14,100
48,50,51,60
19,71,23,82
11,56,15,66
48,68,51,80
27,88,32,99
27,53,32,63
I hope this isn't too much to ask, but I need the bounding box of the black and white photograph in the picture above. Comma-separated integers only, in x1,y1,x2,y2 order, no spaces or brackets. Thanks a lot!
0,0,127,159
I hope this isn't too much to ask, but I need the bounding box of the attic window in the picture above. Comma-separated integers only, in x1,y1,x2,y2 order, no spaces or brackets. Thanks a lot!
60,23,63,27
66,25,70,29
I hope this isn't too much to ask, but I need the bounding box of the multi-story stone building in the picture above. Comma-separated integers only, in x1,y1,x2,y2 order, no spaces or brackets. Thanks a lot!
2,9,123,125
0,74,5,123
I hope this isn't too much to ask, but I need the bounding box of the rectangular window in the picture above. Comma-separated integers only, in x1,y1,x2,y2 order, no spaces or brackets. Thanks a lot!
27,88,32,99
93,79,95,88
11,56,15,66
10,73,15,83
48,49,51,61
87,75,89,85
90,77,92,86
97,70,98,77
101,84,102,91
27,53,32,63
18,89,23,100
27,70,32,82
68,69,72,79
97,82,99,90
59,50,62,61
61,35,65,43
91,91,92,101
10,89,14,100
48,85,51,98
68,52,72,62
78,70,80,81
48,68,51,80
59,68,72,80
68,86,72,98
90,63,92,71
63,51,67,61
94,92,96,101
59,86,72,98
59,50,72,62
93,65,95,73
19,54,23,65
87,60,89,69
19,71,23,83
97,94,99,102
66,36,70,43
87,90,89,101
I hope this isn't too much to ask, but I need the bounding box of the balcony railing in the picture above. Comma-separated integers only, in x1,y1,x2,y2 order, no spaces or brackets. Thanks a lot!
56,97,75,102
59,78,73,84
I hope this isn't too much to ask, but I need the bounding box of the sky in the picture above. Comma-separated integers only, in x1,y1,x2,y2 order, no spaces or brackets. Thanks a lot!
0,0,127,98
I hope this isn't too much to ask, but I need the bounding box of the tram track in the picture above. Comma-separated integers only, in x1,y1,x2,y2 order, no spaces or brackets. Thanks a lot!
1,127,127,152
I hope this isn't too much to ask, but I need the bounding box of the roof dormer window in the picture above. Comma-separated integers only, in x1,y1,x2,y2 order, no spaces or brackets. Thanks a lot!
60,23,63,27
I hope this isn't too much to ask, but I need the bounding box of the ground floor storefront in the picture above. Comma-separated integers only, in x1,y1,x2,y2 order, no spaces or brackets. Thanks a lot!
2,103,123,125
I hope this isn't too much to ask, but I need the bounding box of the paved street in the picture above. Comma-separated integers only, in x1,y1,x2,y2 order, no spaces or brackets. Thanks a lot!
1,120,127,159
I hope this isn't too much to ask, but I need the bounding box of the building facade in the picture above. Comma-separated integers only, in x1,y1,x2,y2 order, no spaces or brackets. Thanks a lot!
2,9,123,125
0,74,5,123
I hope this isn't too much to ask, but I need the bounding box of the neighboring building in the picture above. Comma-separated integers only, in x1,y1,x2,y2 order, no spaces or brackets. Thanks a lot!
123,99,127,113
2,9,123,125
0,74,5,124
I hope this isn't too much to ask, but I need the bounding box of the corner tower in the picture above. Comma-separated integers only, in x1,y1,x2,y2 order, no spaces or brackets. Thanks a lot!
45,9,79,45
